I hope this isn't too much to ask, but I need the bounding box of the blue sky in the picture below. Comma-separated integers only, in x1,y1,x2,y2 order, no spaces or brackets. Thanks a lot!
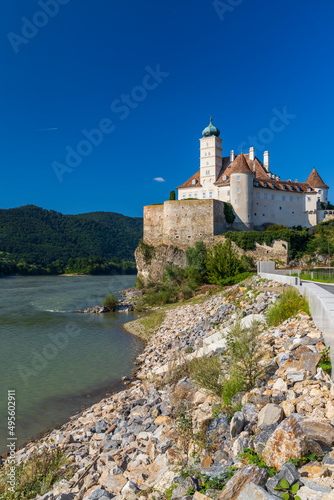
1,0,334,217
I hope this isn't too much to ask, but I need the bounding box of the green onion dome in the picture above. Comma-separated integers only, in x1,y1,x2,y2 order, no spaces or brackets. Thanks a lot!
202,116,220,137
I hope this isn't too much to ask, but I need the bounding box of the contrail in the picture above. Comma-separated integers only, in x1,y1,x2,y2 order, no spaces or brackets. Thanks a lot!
36,127,59,131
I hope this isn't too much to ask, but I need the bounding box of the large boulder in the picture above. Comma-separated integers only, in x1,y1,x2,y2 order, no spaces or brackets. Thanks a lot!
301,420,334,448
258,404,284,429
238,483,280,499
262,417,308,471
217,465,268,499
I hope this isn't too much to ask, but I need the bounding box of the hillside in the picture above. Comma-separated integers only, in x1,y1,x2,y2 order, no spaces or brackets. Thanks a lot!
0,205,143,266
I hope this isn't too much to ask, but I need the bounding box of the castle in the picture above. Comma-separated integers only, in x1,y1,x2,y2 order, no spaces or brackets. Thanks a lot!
177,117,330,230
143,118,331,250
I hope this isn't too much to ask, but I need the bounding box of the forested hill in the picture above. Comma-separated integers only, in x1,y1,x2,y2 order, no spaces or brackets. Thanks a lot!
0,205,143,266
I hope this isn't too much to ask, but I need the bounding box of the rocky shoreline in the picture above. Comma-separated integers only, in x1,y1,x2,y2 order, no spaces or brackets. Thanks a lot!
3,276,334,499
76,288,143,314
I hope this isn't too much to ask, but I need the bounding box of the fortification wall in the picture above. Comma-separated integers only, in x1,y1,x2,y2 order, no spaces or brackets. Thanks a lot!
143,204,164,246
143,199,227,249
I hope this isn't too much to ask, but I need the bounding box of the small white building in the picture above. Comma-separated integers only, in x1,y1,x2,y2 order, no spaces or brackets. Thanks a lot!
177,117,330,229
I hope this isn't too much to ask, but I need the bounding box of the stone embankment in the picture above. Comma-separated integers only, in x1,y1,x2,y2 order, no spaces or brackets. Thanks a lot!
76,289,143,314
5,277,334,499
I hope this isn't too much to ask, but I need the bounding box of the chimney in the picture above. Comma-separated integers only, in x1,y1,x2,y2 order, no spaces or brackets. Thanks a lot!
276,176,280,181
295,179,298,182
230,150,235,162
263,151,270,172
249,147,255,161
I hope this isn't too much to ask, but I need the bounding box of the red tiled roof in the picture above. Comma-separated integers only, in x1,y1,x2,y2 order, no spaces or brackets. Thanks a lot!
306,168,329,189
177,155,322,194
177,170,201,189
229,154,253,174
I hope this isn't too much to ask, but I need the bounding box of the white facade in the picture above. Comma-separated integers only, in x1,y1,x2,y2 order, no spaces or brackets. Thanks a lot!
177,119,330,229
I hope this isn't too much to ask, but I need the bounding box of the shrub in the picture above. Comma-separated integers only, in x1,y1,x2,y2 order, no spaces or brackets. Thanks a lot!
164,264,186,285
185,241,207,285
219,271,254,287
206,239,242,285
135,273,145,289
223,202,235,224
103,293,118,311
189,355,224,397
225,320,265,390
169,190,176,200
0,448,73,499
221,370,245,407
266,288,310,326
138,240,156,265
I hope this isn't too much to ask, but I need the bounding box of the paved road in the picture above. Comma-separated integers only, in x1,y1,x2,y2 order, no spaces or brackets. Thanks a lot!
301,281,334,295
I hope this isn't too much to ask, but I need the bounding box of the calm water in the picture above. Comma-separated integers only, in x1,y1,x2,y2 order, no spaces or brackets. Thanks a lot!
0,275,143,455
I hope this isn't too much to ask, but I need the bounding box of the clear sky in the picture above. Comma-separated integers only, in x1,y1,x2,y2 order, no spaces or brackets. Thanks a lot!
1,0,334,217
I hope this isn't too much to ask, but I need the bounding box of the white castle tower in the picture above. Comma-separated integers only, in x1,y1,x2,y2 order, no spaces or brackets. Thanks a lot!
199,117,222,188
229,153,254,230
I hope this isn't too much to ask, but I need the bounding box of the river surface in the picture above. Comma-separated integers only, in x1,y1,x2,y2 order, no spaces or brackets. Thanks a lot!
0,275,143,455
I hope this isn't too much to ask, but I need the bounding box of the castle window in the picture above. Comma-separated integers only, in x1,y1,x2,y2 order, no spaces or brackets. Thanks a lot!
264,193,267,199
308,187,311,192
234,199,237,205
202,192,206,199
210,179,213,183
175,235,179,239
297,187,300,191
255,181,259,186
203,179,206,184
208,152,211,155
297,196,300,200
217,190,220,197
272,195,275,200
237,176,240,182
206,170,210,175
209,191,213,198
237,188,240,193
206,142,209,147
189,193,192,198
223,175,227,181
282,185,286,190
188,235,191,238
307,197,311,202
256,193,260,198
319,189,322,194
206,162,209,166
264,183,267,188
205,153,207,156
279,207,282,210
183,194,186,199
192,179,196,185
227,191,230,196
282,196,285,201
194,193,198,198
254,213,257,216
290,196,293,201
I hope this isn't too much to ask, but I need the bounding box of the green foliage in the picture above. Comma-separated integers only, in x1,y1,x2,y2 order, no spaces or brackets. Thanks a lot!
189,356,225,397
169,190,176,200
223,202,235,224
266,288,310,327
103,293,118,311
138,240,156,265
0,448,73,499
176,465,237,495
221,371,245,407
318,346,332,375
219,271,255,287
274,477,301,500
225,228,309,260
266,224,287,231
164,264,187,285
225,320,265,390
239,448,278,477
206,239,242,285
185,241,207,286
0,205,142,267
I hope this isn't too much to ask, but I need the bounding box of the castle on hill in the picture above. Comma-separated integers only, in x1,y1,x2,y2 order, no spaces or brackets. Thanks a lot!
142,118,331,251
177,117,330,230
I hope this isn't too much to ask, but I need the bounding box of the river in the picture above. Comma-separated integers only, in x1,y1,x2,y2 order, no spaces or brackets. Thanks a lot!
0,275,143,455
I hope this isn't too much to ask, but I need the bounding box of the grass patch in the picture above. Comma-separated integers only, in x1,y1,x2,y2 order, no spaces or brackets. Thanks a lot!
292,272,334,284
266,288,310,327
124,308,166,341
0,448,74,499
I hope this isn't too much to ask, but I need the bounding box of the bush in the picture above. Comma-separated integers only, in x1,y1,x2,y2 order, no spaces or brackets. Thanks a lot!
266,288,310,326
138,240,155,265
221,370,245,407
169,190,176,200
164,264,186,285
223,202,235,224
206,239,242,285
185,241,207,286
225,320,265,390
135,274,145,289
0,448,72,499
189,355,225,397
219,271,254,287
103,293,118,311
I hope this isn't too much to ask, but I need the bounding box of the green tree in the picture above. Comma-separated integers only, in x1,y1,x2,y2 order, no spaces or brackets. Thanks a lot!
206,239,241,285
185,241,207,286
169,190,176,200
